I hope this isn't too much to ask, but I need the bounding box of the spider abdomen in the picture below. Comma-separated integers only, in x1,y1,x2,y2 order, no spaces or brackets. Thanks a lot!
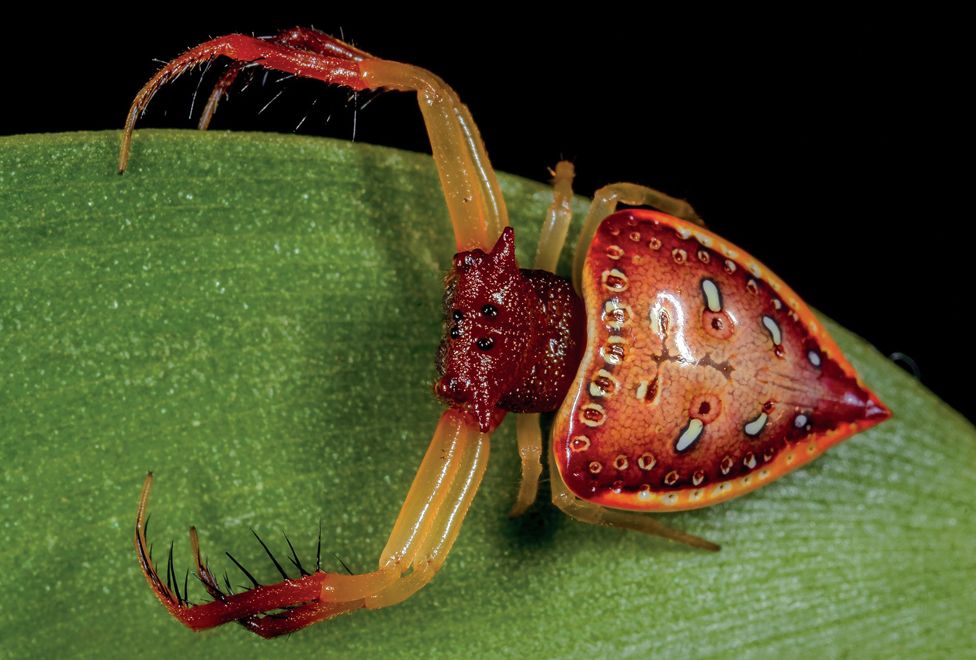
552,209,889,511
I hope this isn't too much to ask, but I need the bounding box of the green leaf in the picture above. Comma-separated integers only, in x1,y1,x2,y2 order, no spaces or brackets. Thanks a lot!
1,131,973,658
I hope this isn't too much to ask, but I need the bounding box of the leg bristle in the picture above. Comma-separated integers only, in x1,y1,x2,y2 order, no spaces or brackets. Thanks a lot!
226,551,261,588
316,522,323,572
283,533,311,577
334,553,354,576
251,529,289,580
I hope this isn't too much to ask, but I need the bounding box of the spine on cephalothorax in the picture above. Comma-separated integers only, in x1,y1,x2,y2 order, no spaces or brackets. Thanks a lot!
434,227,586,432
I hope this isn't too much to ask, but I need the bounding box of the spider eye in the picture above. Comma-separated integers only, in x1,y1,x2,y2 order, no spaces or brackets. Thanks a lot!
452,309,464,321
450,326,461,339
481,304,498,318
476,337,494,351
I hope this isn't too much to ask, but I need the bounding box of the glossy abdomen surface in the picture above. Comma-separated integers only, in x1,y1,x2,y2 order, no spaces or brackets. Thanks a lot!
552,210,889,511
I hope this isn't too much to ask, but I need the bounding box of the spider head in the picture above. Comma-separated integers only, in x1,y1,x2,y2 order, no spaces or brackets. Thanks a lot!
436,227,536,432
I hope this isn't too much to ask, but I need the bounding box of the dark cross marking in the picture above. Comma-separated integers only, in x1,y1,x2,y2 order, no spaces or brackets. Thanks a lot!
651,309,735,380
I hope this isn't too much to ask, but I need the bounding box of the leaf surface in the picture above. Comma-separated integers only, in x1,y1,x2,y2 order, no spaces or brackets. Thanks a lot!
1,131,973,658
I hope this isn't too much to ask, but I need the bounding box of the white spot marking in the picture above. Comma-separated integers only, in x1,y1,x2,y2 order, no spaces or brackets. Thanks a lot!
773,299,783,310
676,227,692,239
762,316,782,346
601,336,626,365
589,369,617,398
808,350,822,367
749,262,762,278
636,380,648,400
675,418,704,453
579,403,606,428
694,232,713,247
603,299,631,329
744,412,768,437
601,268,628,292
794,413,809,428
663,493,679,506
724,259,737,273
649,294,694,362
570,436,590,452
743,453,758,469
701,279,722,312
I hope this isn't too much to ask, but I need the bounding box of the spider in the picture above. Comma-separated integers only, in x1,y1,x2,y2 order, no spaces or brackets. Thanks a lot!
120,27,889,638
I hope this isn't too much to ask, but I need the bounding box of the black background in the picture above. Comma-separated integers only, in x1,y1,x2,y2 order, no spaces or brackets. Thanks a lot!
5,11,971,422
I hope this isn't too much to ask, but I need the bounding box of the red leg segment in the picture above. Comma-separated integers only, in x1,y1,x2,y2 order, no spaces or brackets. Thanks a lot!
197,27,373,130
119,34,365,173
120,29,508,251
135,474,362,638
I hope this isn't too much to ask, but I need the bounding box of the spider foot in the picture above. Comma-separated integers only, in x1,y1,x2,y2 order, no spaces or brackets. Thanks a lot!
134,473,362,638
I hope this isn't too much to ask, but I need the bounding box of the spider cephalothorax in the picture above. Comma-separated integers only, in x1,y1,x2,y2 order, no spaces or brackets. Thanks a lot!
436,227,586,432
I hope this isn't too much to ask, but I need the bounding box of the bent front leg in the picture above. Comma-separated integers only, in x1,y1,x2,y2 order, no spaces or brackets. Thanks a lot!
134,409,489,637
119,28,507,253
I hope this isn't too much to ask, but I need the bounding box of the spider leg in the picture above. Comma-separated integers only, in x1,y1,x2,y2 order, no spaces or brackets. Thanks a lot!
509,413,544,517
533,160,576,272
197,27,373,130
135,410,489,637
547,448,720,552
120,30,507,252
509,162,577,517
136,475,355,637
572,183,703,290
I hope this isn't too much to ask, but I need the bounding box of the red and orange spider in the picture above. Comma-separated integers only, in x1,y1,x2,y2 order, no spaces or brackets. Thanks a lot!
121,27,890,638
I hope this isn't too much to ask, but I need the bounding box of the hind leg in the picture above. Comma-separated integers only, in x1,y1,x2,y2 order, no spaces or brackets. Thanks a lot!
572,183,702,289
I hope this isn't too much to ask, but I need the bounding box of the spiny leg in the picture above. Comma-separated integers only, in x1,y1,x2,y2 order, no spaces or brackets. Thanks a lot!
572,182,703,290
135,474,340,636
197,27,373,130
135,410,489,637
119,30,507,252
547,450,720,552
509,161,576,516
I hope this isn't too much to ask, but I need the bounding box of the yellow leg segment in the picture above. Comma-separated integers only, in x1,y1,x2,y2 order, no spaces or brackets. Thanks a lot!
533,161,576,272
509,413,544,517
548,449,720,552
316,409,490,609
573,183,703,290
362,60,508,253
509,161,576,517
368,427,489,608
